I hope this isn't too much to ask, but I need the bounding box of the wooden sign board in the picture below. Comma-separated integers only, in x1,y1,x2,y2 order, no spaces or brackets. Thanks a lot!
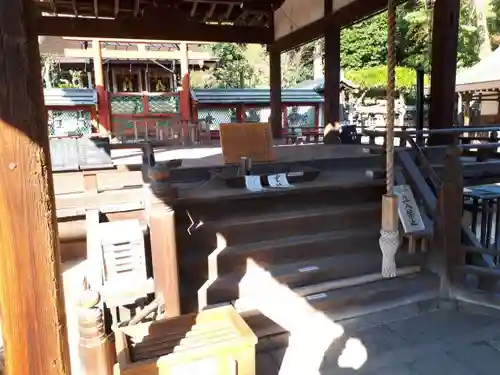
394,185,426,233
219,123,275,164
50,138,80,172
77,137,113,170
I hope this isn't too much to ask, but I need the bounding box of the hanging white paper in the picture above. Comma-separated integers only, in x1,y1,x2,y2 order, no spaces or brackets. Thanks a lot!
394,185,426,233
268,173,293,188
244,175,264,192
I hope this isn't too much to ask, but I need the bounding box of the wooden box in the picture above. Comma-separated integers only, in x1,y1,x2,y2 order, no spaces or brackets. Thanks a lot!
114,305,257,375
219,123,275,164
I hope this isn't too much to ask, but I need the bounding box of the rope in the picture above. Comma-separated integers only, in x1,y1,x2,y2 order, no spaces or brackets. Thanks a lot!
386,0,397,196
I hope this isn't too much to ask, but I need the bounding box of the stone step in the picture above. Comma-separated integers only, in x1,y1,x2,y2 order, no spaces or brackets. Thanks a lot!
176,180,385,223
240,271,440,340
208,227,381,279
199,250,426,309
202,202,380,246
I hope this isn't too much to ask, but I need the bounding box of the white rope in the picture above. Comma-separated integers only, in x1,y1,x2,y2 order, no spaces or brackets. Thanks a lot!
379,229,399,278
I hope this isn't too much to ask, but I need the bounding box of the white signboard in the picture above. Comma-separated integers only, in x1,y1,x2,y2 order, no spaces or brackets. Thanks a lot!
268,173,293,188
244,175,264,192
394,185,426,233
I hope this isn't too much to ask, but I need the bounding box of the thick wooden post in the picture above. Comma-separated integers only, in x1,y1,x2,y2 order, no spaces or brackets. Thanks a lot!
324,24,341,128
93,39,111,134
428,0,460,145
438,145,463,290
269,45,282,139
0,1,71,375
147,164,181,317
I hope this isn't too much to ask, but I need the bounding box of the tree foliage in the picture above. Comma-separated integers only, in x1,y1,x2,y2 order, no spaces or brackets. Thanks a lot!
345,66,429,95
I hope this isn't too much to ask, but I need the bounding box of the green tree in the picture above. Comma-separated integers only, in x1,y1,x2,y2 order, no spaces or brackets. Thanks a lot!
345,65,429,96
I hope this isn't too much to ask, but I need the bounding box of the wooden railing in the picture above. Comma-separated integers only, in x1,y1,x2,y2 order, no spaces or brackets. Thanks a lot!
394,127,500,301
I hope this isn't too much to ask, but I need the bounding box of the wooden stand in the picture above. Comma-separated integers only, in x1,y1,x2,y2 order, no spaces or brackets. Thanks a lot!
114,305,257,375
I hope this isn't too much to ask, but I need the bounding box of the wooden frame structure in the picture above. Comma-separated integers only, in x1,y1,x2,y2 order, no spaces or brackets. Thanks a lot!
0,1,463,375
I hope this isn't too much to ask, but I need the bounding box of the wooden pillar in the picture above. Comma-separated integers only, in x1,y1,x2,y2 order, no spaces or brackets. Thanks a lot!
179,42,191,143
269,45,282,139
0,1,71,375
324,24,341,128
147,164,180,317
428,0,461,145
93,39,111,134
179,42,191,122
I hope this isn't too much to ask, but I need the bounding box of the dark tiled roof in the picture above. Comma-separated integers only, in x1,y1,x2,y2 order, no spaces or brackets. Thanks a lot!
191,88,324,104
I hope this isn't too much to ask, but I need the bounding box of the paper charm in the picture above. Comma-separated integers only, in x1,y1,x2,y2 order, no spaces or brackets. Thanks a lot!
244,175,264,192
268,173,293,188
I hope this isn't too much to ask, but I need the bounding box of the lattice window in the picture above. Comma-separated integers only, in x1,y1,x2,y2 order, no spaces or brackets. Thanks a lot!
198,108,237,130
244,107,271,123
285,106,316,133
148,95,179,114
110,96,144,114
47,109,92,137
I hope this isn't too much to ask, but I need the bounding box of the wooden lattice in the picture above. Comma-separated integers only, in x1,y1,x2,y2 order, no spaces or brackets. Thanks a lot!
219,123,275,164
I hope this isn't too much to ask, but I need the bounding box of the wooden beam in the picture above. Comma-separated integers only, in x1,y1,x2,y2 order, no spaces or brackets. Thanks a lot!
36,15,272,44
225,3,235,19
133,0,140,17
114,0,120,16
204,3,216,22
190,1,199,17
273,0,392,52
428,0,461,145
0,1,71,375
64,47,213,61
63,37,213,44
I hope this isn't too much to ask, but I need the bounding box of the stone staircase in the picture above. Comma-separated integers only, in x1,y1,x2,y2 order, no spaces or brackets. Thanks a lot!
176,173,440,337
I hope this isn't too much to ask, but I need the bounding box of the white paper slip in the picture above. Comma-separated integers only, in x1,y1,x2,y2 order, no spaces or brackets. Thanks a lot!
244,175,264,192
306,293,328,301
298,266,319,273
268,173,293,188
394,184,426,233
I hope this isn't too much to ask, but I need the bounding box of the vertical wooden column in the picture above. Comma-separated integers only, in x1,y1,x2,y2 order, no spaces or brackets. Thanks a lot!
0,1,71,375
179,42,191,143
428,0,461,145
93,39,111,134
147,164,180,317
269,45,282,139
324,24,341,128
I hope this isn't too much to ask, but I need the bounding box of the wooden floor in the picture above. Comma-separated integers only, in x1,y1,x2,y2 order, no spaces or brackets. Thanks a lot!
54,260,500,375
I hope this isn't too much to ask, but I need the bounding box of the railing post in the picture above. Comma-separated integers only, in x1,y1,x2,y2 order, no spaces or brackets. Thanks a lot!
437,144,464,292
415,68,425,147
78,288,115,375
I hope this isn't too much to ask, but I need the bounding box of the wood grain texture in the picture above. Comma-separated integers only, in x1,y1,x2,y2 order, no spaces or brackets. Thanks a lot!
220,123,275,164
149,201,181,317
0,1,71,375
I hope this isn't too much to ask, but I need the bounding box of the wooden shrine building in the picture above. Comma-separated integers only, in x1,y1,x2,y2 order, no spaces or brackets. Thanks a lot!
0,1,463,375
456,47,500,125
